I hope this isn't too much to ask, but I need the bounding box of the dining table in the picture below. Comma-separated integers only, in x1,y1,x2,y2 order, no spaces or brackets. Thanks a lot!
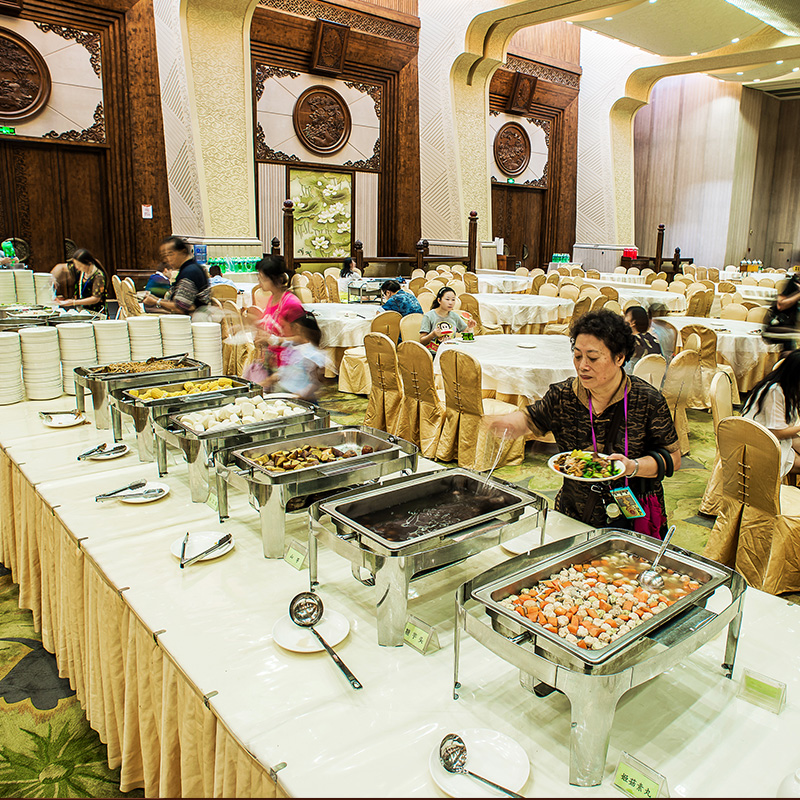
434,333,575,406
475,270,533,294
583,273,648,286
304,302,381,375
584,281,687,313
474,293,574,333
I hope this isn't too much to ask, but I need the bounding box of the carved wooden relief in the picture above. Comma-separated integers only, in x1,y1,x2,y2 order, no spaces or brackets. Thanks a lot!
0,28,51,121
292,86,351,155
0,0,23,16
311,19,349,75
494,122,530,177
506,72,537,114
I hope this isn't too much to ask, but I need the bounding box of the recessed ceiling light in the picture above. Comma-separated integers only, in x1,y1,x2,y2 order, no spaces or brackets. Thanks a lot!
566,20,573,24
649,0,657,4
731,38,740,43
605,16,613,20
753,78,761,82
794,67,800,72
776,60,784,65
736,72,743,75
690,52,698,56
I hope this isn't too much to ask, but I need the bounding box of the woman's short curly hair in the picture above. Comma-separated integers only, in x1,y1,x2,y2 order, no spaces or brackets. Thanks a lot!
570,309,635,361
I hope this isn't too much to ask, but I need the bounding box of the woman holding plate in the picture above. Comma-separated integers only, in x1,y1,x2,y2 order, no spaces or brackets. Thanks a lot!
488,309,681,538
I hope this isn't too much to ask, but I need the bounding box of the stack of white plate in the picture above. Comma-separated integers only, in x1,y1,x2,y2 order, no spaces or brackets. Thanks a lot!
34,273,56,306
0,271,16,304
191,322,223,373
0,331,24,404
20,327,62,400
58,323,97,395
161,315,194,358
127,316,163,361
93,320,130,365
13,270,36,305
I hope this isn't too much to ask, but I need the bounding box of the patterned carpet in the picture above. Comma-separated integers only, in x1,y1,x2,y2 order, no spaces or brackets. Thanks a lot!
0,388,727,797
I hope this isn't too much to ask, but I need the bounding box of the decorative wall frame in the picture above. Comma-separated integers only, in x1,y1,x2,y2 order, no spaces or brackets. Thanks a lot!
311,19,349,76
292,86,352,155
493,122,531,177
0,27,52,121
506,72,537,114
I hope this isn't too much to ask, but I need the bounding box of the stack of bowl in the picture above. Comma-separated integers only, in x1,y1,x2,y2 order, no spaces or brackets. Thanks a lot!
34,273,56,306
0,331,24,404
160,314,194,358
20,327,62,400
128,316,163,361
12,270,36,305
92,320,131,365
0,271,16,304
58,323,97,395
191,322,223,373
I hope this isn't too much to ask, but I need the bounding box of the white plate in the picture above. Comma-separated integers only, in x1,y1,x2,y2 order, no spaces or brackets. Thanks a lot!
42,413,86,428
170,531,234,562
88,444,130,460
118,480,170,504
272,608,350,653
548,451,624,482
500,528,542,555
516,343,537,349
428,728,530,798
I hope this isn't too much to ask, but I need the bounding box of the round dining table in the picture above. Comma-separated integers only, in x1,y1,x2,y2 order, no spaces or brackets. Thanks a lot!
305,302,381,375
584,281,687,313
476,270,533,293
434,333,576,406
475,293,574,333
584,273,648,286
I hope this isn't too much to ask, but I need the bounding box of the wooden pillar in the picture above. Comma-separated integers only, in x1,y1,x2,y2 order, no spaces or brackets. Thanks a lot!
467,210,478,272
282,200,294,272
654,223,665,272
354,240,364,274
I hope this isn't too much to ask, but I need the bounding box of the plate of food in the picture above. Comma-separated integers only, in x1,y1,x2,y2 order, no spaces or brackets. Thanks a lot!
41,412,86,428
548,449,624,482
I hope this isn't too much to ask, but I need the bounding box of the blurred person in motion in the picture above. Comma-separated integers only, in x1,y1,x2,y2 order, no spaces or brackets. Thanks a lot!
763,272,800,351
623,305,662,372
339,256,361,281
144,263,175,300
264,312,326,402
648,303,676,365
143,236,211,319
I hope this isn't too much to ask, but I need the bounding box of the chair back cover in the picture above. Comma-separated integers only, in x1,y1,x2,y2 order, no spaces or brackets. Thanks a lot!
396,340,445,457
364,332,402,433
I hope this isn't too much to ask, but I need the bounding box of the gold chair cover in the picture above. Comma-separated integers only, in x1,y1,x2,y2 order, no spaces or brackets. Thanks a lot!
679,324,740,409
364,333,403,433
662,349,699,454
699,372,733,516
705,417,800,594
436,349,524,469
396,341,445,458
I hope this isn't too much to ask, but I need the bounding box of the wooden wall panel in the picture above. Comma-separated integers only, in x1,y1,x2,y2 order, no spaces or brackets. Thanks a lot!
491,185,544,269
507,21,580,70
322,0,418,21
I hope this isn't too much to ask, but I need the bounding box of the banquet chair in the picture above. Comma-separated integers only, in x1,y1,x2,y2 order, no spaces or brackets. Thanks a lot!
586,270,601,279
452,265,466,276
720,303,748,321
417,292,435,313
644,272,657,285
641,268,655,278
337,311,402,395
622,299,639,312
656,271,667,281
632,354,666,388
589,294,608,312
425,269,439,281
436,348,524,469
529,274,546,294
683,266,696,279
119,280,143,317
325,274,340,304
678,323,739,408
396,341,446,458
544,294,590,335
746,306,770,324
707,268,720,282
570,267,583,277
685,290,707,317
686,282,706,297
698,372,734,517
530,268,545,278
448,280,467,295
546,272,561,284
627,267,640,275
459,293,500,335
309,272,325,302
704,417,800,594
558,267,570,276
599,286,619,302
291,272,310,289
399,313,423,342
515,267,529,276
695,267,708,281
252,285,269,309
324,267,340,279
559,284,580,302
111,275,127,319
539,283,559,297
463,273,479,294
295,286,313,304
741,276,758,286
668,283,686,295
409,277,426,295
651,279,669,292
363,333,403,434
614,267,626,274
700,280,715,291
211,284,238,303
123,277,136,292
741,301,760,311
604,299,622,315
717,281,736,293
758,277,775,288
572,277,584,288
411,268,425,280
661,349,699,454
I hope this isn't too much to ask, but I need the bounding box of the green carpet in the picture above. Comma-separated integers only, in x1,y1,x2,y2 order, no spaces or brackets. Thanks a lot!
0,390,757,797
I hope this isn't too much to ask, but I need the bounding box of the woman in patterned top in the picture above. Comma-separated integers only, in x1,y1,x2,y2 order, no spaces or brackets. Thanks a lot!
57,248,106,313
488,309,680,535
380,280,422,317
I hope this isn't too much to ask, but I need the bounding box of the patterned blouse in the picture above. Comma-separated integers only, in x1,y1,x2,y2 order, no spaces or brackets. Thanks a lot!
525,374,679,531
75,269,106,313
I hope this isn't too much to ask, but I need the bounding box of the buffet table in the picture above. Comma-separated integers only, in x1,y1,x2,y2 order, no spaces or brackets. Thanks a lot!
475,293,574,333
3,398,800,798
433,334,575,406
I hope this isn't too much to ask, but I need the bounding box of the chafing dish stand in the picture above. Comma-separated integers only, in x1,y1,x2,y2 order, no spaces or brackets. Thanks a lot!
454,528,745,787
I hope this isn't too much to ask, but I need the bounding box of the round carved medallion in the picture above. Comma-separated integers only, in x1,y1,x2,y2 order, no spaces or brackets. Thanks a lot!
493,122,531,177
0,28,51,121
293,86,352,155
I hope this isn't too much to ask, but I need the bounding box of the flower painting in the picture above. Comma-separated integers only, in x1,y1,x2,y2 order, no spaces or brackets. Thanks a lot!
289,169,352,259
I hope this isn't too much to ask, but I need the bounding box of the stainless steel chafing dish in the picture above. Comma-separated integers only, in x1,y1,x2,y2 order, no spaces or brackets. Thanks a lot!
153,394,330,502
215,426,418,559
454,528,745,787
310,468,547,646
74,355,210,430
109,375,257,461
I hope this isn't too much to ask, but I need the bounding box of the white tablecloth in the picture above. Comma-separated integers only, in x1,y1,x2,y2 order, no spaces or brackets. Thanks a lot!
304,303,380,348
4,398,800,797
475,293,574,331
668,315,782,380
434,334,575,403
584,273,647,286
477,274,533,293
584,282,687,313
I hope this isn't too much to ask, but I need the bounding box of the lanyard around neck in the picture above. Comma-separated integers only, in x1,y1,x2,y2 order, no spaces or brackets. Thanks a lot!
587,382,628,459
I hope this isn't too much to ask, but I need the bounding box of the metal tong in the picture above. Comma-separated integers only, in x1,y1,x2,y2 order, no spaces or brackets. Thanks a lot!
39,409,80,421
95,479,146,501
180,534,232,568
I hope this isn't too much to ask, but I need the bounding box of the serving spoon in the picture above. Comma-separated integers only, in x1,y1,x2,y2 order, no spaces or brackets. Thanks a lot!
438,734,524,797
289,593,362,690
640,524,677,590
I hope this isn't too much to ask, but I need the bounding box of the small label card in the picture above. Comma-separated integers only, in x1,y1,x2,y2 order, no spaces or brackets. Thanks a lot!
613,752,668,798
738,668,786,715
205,492,218,512
403,614,440,655
284,539,308,570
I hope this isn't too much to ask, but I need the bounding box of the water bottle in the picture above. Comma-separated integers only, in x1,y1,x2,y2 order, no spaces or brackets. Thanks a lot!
1,241,15,260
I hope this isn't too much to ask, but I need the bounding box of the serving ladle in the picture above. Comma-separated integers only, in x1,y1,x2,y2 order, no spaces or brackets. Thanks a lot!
439,734,524,797
288,592,362,690
640,524,677,591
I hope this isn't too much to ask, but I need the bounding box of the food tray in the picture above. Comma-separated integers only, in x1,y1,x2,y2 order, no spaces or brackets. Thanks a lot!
471,529,728,665
318,469,539,551
86,355,193,377
120,375,252,406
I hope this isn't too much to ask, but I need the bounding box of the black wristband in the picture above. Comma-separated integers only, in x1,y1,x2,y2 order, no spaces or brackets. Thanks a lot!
657,447,675,478
648,450,667,482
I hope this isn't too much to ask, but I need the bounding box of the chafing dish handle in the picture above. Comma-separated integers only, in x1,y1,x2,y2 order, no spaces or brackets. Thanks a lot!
177,392,227,403
314,459,376,477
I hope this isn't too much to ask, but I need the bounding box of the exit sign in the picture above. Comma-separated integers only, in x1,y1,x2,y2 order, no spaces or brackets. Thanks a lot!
0,126,16,135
